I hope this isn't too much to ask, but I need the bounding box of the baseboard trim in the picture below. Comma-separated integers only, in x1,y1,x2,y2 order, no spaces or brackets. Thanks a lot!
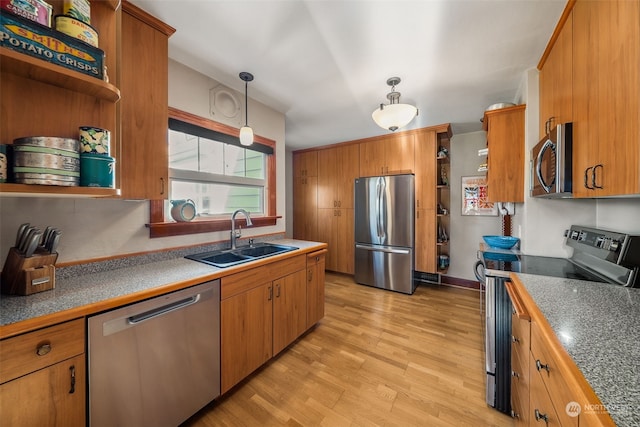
441,275,481,290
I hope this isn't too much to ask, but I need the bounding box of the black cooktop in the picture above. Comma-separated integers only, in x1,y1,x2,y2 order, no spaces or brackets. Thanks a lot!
482,252,608,283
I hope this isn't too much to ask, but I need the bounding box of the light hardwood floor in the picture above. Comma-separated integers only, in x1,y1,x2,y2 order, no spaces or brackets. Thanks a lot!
183,273,515,427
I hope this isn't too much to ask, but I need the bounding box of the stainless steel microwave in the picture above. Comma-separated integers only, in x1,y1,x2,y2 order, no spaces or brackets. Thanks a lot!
531,122,573,198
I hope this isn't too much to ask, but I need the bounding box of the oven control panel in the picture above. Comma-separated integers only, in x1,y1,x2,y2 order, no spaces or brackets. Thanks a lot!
565,225,637,266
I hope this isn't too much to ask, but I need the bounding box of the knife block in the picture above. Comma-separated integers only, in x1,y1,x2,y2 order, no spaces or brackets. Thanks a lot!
1,247,57,295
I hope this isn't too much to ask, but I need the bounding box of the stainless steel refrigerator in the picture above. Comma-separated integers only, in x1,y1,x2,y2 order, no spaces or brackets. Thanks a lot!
354,174,415,294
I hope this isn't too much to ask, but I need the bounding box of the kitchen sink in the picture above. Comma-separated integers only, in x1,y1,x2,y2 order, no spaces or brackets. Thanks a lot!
185,243,298,268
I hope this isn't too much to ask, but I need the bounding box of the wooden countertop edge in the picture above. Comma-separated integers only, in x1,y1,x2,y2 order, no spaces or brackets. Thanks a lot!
509,274,616,426
0,242,328,340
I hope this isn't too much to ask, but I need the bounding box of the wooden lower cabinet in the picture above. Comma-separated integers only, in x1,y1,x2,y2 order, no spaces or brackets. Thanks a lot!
0,354,86,426
273,269,308,355
510,302,530,425
415,208,436,272
306,250,327,329
0,319,85,426
529,351,563,426
220,253,324,394
221,281,274,393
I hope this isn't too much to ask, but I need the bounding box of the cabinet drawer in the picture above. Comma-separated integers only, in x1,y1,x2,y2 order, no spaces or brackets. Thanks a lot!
530,351,563,427
306,249,327,265
0,318,85,384
511,379,529,425
531,321,578,427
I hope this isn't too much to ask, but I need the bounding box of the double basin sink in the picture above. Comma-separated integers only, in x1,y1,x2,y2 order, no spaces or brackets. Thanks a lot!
186,242,298,268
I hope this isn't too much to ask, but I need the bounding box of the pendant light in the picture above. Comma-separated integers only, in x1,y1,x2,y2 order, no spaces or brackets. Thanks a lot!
239,71,254,146
371,77,418,132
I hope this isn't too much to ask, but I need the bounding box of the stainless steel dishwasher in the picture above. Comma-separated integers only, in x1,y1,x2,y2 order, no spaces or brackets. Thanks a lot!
88,280,220,427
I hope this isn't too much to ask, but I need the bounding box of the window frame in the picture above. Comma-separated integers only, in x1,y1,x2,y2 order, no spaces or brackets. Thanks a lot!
147,107,278,238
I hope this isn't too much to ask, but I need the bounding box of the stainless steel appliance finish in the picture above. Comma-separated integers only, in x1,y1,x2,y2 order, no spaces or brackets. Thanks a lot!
88,281,220,427
477,225,640,415
531,122,573,198
354,174,415,294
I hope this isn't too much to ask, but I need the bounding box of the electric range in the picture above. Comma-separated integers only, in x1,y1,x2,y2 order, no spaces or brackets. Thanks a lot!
478,225,640,415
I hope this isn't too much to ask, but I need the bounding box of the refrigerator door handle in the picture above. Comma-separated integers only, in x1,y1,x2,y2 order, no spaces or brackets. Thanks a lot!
355,244,410,255
379,178,387,241
376,178,383,238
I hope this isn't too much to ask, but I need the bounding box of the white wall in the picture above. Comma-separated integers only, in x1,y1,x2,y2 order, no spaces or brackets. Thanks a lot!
447,131,501,281
0,60,286,264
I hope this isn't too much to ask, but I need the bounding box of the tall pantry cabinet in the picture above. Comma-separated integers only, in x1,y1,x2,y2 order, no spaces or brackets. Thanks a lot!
292,151,318,242
293,124,451,279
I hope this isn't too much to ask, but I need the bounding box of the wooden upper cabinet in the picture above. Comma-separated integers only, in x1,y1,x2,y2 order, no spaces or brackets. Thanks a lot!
539,8,573,140
119,2,175,199
483,105,526,203
359,134,415,177
317,144,359,209
293,151,318,177
571,0,640,197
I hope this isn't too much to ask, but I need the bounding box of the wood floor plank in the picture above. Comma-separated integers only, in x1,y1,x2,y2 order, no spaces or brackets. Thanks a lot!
182,273,514,427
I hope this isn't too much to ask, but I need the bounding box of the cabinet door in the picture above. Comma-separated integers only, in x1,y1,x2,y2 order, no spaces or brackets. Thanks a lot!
293,176,318,241
485,105,525,202
335,208,354,274
293,151,318,177
0,354,85,426
415,209,436,273
317,148,338,209
120,7,171,199
317,208,338,271
359,139,386,177
306,251,326,329
335,145,359,209
529,352,563,427
572,0,640,197
221,282,273,393
385,133,415,174
414,130,436,210
539,10,573,140
273,269,307,355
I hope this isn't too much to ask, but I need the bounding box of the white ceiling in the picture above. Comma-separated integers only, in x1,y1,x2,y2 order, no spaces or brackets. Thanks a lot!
128,0,566,150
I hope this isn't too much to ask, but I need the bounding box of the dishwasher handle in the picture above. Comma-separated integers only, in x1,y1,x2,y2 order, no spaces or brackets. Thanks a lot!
128,294,201,325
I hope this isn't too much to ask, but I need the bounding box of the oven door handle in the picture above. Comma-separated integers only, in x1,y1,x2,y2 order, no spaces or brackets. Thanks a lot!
536,139,556,193
474,260,485,283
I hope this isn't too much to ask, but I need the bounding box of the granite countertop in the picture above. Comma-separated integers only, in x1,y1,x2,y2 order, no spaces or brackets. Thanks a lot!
515,273,640,427
0,239,326,333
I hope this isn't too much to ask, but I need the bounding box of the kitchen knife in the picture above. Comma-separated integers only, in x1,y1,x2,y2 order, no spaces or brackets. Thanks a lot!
41,226,53,246
19,227,35,253
48,230,61,254
15,223,30,247
25,230,43,257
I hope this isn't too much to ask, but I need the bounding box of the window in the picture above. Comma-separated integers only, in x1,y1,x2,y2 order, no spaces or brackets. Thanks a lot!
168,130,266,218
148,107,277,238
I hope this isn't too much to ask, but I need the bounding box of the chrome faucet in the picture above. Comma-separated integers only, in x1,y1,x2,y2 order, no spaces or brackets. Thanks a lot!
230,209,253,249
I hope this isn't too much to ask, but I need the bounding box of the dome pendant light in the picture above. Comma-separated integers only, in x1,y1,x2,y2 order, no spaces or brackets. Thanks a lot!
239,71,254,146
372,77,418,132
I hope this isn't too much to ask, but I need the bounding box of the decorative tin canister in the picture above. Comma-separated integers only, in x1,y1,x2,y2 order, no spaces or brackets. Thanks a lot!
0,9,104,79
12,137,80,186
54,14,98,47
0,0,52,27
80,153,114,187
63,0,90,24
0,144,9,183
79,126,109,154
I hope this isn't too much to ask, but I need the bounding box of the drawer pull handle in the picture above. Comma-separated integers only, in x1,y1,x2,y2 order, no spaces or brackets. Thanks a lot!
510,410,520,419
536,359,550,372
511,335,520,344
36,343,52,356
534,409,549,423
511,370,520,379
69,365,76,394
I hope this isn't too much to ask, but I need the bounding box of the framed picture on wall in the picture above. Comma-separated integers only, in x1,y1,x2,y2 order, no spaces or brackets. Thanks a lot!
461,175,498,216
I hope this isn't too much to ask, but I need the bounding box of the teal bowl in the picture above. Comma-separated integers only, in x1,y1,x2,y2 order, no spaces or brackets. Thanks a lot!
80,154,115,188
482,235,520,249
